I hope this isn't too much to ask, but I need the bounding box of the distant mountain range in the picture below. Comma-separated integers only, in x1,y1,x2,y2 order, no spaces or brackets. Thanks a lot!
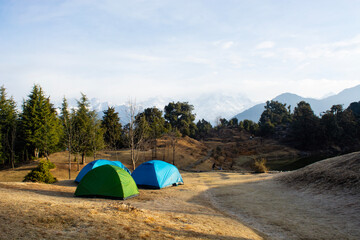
59,93,255,125
57,84,360,125
234,84,360,122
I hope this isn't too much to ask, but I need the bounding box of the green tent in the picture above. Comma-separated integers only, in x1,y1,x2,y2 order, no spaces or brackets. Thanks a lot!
75,165,139,200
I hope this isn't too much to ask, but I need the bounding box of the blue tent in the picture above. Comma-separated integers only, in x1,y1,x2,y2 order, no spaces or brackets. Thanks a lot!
75,159,131,183
131,160,183,189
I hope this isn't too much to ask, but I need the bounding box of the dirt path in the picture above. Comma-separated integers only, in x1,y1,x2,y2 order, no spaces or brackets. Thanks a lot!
198,171,360,240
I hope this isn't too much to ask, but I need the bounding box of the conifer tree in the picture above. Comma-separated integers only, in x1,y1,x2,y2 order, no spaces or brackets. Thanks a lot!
73,93,103,164
196,119,212,139
20,85,61,158
0,130,3,164
101,106,123,150
291,101,320,149
0,86,18,167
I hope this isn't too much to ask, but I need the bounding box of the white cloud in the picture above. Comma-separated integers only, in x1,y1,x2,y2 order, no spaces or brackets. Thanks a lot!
212,40,235,49
256,41,275,49
258,51,276,58
279,35,360,61
222,41,235,49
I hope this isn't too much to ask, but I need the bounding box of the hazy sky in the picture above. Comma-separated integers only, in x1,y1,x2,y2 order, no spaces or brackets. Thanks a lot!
1,0,360,105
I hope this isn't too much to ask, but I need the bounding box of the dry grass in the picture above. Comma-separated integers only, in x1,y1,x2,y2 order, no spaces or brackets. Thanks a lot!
0,174,263,240
252,158,268,173
1,149,359,239
201,172,360,240
0,161,39,182
203,128,300,171
276,151,360,193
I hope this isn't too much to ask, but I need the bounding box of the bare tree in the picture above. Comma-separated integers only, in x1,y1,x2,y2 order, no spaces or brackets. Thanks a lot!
64,115,73,179
126,99,147,170
168,130,181,166
60,98,74,179
90,115,104,162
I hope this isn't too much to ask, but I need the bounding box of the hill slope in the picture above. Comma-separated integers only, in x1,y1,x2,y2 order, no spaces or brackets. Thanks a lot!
276,151,360,193
235,84,360,122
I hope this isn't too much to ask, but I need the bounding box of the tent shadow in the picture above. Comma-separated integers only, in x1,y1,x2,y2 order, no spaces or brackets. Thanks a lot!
53,179,78,187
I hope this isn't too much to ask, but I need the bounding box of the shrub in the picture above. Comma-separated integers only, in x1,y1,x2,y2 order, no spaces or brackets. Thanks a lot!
252,158,268,173
23,160,57,183
38,159,55,170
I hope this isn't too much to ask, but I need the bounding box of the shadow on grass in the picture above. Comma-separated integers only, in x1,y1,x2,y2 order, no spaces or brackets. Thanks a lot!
0,183,75,199
11,166,36,172
156,225,254,240
53,180,78,187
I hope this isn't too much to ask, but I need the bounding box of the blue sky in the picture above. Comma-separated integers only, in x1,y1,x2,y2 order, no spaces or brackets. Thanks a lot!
1,0,360,104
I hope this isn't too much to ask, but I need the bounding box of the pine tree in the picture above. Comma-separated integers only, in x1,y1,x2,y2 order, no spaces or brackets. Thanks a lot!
20,85,61,158
0,130,3,165
72,93,103,165
291,101,320,149
0,86,18,167
101,106,123,150
196,119,212,139
20,84,61,159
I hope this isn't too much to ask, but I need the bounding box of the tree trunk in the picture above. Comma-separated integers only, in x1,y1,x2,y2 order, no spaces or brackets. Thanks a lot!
162,146,165,161
68,150,71,179
154,139,157,159
167,142,170,162
81,152,86,165
115,149,118,161
11,152,14,169
131,147,135,171
172,143,176,166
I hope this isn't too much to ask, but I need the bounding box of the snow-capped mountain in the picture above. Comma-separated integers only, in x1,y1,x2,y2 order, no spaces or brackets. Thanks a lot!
191,93,254,123
56,93,255,125
54,84,360,126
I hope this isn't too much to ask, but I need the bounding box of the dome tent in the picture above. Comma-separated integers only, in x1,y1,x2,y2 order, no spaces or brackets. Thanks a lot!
131,160,183,189
75,159,131,183
75,165,138,200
